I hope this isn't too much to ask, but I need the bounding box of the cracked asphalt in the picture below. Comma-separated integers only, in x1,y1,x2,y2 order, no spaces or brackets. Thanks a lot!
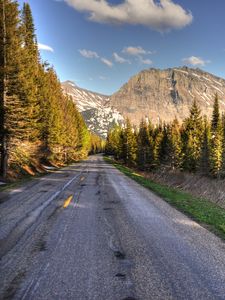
0,155,225,300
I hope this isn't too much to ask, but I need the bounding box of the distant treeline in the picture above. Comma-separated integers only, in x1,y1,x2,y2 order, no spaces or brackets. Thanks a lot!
106,95,225,178
0,0,103,178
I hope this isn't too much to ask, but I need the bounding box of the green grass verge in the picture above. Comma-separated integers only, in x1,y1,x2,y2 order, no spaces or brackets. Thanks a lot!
105,157,225,241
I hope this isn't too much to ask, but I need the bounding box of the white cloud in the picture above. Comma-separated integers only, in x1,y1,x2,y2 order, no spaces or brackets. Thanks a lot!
101,57,113,68
113,52,131,64
139,56,153,65
122,46,152,56
79,49,99,58
38,43,54,52
65,0,193,31
78,49,113,68
182,56,210,66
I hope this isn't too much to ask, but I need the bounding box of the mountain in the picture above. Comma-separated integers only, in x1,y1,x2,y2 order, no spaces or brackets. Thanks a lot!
62,81,123,138
62,67,225,138
110,67,225,126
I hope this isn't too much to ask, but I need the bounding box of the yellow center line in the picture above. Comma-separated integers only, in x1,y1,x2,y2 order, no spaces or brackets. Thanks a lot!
63,195,73,208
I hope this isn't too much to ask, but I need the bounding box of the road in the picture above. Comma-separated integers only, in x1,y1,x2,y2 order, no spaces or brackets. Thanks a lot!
0,155,225,300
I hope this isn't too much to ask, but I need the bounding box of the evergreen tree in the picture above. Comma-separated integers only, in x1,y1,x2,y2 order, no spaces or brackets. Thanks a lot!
0,0,7,178
169,118,182,169
210,95,223,177
136,119,153,169
122,119,137,165
199,117,210,175
105,124,122,158
211,94,220,132
153,124,163,167
182,100,203,172
20,2,40,141
221,114,225,177
158,123,170,165
0,0,24,178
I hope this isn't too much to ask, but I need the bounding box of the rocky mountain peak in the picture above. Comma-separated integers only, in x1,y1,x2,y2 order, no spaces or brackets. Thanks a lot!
109,67,225,126
61,81,123,138
62,67,225,138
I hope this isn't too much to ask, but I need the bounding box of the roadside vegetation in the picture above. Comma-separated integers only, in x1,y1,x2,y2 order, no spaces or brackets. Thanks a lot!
106,96,225,178
105,157,225,240
0,1,104,181
105,96,225,240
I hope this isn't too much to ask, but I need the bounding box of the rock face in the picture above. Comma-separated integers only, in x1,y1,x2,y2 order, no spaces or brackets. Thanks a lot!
62,81,123,138
110,67,225,126
62,67,225,138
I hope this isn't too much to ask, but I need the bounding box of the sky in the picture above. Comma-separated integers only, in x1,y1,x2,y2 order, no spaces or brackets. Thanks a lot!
18,0,225,95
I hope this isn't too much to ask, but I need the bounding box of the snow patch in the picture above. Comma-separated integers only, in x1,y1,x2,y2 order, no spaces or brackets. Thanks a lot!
174,69,189,75
211,85,224,94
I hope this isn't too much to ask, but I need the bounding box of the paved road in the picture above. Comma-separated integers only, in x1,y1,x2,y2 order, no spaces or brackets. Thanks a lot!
0,155,225,300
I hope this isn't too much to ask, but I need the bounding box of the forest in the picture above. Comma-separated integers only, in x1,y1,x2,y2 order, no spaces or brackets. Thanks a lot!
0,0,103,179
106,96,225,178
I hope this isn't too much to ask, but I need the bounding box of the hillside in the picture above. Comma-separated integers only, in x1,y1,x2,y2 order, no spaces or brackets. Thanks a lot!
110,67,225,126
62,67,225,137
62,81,123,138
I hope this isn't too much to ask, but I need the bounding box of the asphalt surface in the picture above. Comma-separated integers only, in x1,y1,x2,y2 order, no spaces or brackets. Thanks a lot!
0,155,225,300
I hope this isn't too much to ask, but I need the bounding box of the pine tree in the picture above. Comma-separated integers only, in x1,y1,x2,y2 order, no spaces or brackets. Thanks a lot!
169,118,182,169
105,124,122,158
158,123,171,165
20,2,40,141
122,119,137,166
0,0,24,178
153,124,163,168
211,94,220,132
221,114,225,177
182,100,203,172
137,119,153,169
0,0,7,178
199,117,210,175
210,95,223,177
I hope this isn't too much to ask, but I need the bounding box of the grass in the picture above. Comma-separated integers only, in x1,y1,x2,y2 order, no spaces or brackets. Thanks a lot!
105,157,225,241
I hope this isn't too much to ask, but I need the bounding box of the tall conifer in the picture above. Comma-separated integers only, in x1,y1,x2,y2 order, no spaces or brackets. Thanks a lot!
182,100,203,172
210,95,223,177
20,2,39,140
0,0,23,177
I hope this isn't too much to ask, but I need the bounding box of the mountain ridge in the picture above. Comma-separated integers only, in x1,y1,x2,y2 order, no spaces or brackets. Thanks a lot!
62,67,225,137
62,81,123,138
110,66,225,126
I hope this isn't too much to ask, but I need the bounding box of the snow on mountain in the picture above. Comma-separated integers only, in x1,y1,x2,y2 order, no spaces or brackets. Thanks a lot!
62,67,225,138
110,67,225,126
62,81,123,138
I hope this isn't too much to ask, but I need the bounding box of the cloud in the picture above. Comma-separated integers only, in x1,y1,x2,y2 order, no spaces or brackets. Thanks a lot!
101,57,113,67
122,46,152,56
65,0,193,31
121,46,153,65
78,48,113,67
38,43,54,52
113,52,131,64
139,56,153,65
182,56,210,66
79,49,99,58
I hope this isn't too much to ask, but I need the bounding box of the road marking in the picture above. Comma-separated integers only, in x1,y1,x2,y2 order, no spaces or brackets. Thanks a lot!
63,195,73,208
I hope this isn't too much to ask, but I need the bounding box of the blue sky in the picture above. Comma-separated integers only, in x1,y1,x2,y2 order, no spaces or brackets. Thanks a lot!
18,0,225,95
